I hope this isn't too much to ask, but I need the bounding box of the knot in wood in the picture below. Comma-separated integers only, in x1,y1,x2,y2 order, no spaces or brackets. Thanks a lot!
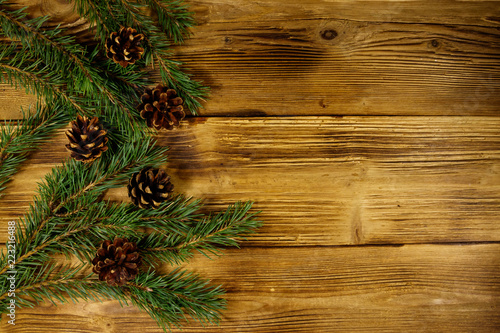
320,29,338,40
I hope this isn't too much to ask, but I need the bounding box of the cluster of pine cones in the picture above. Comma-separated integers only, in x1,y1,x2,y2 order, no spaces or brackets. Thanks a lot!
90,163,174,285
66,26,186,160
104,26,186,130
65,114,175,204
80,27,184,285
66,83,184,162
66,113,175,284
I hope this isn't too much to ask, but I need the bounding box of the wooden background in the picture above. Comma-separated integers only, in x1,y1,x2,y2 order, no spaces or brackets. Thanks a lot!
1,0,500,332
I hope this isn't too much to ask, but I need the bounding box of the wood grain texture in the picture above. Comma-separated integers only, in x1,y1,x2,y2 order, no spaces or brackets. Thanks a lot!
175,1,500,116
0,117,499,246
0,0,499,118
3,245,500,332
1,0,499,332
0,86,37,119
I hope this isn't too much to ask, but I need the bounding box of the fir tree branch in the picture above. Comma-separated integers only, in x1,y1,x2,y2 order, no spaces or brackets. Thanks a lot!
0,103,68,197
71,0,114,43
0,262,92,303
140,201,262,265
2,278,87,303
0,62,81,111
139,0,194,44
137,195,203,231
99,63,150,93
1,268,225,332
1,212,140,276
112,0,145,29
22,140,168,247
0,5,148,123
0,51,89,116
0,5,96,94
4,200,260,276
154,51,208,115
72,0,207,115
0,225,90,277
15,196,202,267
1,195,259,329
127,270,226,331
50,196,203,263
0,262,118,312
108,0,207,111
0,1,262,330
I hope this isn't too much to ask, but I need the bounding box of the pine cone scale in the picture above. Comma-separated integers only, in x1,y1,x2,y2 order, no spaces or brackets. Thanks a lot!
126,253,139,261
124,262,137,270
104,258,115,266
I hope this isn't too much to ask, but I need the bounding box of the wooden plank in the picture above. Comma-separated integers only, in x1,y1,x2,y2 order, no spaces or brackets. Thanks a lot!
175,1,500,116
188,0,500,27
9,0,500,27
0,0,86,120
1,117,499,245
0,86,37,120
0,2,497,332
1,0,499,119
2,244,499,332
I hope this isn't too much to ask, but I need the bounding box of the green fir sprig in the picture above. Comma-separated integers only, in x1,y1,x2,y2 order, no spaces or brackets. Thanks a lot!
0,0,260,331
140,202,261,266
71,0,208,114
139,0,195,44
0,102,68,197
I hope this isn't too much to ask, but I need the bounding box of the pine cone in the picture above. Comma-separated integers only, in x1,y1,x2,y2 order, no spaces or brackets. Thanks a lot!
105,27,144,67
65,115,108,163
92,238,141,286
137,84,185,130
128,167,174,208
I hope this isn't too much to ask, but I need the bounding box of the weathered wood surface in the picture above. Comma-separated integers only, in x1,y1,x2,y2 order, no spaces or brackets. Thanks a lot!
4,245,500,332
1,117,499,246
1,0,500,118
1,0,500,332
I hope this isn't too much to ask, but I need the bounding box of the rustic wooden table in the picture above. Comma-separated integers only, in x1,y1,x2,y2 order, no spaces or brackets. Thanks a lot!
1,0,499,332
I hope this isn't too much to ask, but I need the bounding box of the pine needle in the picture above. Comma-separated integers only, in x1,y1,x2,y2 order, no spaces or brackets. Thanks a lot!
0,1,261,330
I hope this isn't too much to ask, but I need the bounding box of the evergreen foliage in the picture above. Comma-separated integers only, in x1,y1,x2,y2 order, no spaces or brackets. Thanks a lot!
0,1,260,331
0,102,68,197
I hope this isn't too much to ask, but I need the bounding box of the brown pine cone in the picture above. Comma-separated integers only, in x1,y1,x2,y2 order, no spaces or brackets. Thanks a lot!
65,115,108,163
137,84,185,130
105,27,144,67
92,238,141,286
128,167,174,208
